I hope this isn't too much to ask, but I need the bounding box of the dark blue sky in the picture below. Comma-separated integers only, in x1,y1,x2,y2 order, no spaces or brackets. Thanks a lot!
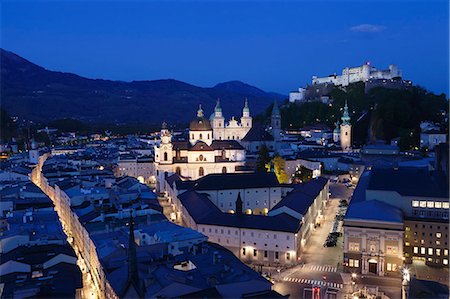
2,1,449,95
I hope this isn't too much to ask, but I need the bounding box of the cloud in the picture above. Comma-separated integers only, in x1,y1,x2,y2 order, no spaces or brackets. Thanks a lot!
350,24,386,33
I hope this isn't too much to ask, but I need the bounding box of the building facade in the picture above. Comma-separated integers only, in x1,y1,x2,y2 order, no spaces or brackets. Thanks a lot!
154,106,247,192
312,62,402,87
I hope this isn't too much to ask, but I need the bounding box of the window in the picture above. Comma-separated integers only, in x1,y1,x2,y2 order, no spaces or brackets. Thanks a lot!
405,242,410,246
386,246,398,255
222,166,227,174
420,201,427,208
163,152,168,161
264,250,268,258
242,248,246,256
175,167,181,175
369,244,377,252
199,167,204,176
349,242,360,252
444,259,448,265
428,248,433,255
436,249,441,256
286,252,290,260
199,133,203,139
349,259,359,268
444,249,448,256
253,249,257,257
412,200,419,207
443,202,450,209
387,263,392,271
287,235,290,240
275,252,279,260
436,233,442,238
405,226,411,231
435,202,442,208
251,232,254,237
421,247,426,254
413,247,418,254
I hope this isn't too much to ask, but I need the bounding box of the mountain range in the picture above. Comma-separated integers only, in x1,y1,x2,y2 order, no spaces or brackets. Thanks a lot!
0,49,285,125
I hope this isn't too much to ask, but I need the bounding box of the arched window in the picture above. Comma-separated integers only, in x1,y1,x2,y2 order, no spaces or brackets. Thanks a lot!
191,134,194,139
199,167,204,177
222,166,227,174
207,134,210,139
163,152,168,161
175,167,181,175
200,133,203,139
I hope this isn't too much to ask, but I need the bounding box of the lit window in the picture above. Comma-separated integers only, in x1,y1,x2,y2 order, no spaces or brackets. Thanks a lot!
428,248,433,255
444,249,448,256
420,201,427,208
436,249,441,256
436,233,442,238
443,202,449,209
427,201,434,208
413,247,418,254
435,202,442,208
405,226,411,231
405,242,410,246
387,263,392,271
349,242,360,252
444,259,448,265
412,200,419,207
387,246,398,255
421,247,426,254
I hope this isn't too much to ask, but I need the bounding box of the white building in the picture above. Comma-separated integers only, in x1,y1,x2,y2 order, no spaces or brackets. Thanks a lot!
210,99,252,141
312,62,402,87
289,87,306,103
166,173,329,266
154,105,248,192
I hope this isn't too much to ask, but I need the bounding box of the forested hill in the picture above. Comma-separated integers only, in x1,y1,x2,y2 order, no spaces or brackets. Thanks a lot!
265,82,448,149
0,49,285,125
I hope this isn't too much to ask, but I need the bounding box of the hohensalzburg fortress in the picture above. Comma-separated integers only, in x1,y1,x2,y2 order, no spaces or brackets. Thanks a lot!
312,62,402,87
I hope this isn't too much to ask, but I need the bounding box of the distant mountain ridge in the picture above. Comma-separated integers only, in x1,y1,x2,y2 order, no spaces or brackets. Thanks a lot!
0,49,286,125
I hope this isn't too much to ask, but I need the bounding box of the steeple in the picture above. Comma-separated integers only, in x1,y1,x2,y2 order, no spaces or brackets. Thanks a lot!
242,98,250,117
271,100,281,141
197,104,204,118
341,100,351,125
128,211,138,285
235,192,243,215
215,99,222,113
271,99,280,117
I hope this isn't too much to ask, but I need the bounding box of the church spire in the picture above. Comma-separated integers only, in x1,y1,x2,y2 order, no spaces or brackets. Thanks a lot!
128,210,139,290
197,104,204,117
235,192,243,215
341,100,351,125
215,99,222,113
271,99,280,116
242,98,250,117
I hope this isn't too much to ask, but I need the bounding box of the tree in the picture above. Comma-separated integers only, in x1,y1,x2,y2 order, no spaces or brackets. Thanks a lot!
272,156,289,184
256,144,271,172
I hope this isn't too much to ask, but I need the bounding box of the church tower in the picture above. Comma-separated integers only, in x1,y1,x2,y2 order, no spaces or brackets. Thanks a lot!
212,99,225,140
29,139,39,165
340,101,352,151
333,120,340,143
271,100,281,141
159,122,173,165
240,99,252,129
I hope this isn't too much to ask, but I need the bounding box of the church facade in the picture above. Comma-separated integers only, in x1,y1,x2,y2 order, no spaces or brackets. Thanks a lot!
154,103,250,192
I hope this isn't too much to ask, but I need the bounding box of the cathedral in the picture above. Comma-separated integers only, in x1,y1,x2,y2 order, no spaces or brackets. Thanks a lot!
154,101,251,192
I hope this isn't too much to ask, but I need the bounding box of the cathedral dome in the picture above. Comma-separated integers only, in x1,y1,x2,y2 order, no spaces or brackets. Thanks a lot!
189,105,212,131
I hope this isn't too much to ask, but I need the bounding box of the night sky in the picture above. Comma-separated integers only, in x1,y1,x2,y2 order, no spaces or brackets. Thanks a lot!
2,1,448,95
